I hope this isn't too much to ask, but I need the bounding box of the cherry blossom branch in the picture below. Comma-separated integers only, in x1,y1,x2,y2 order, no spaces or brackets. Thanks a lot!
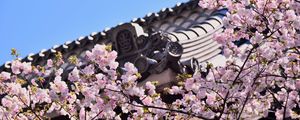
53,101,77,120
0,107,10,120
267,89,284,108
217,46,256,119
15,95,42,120
127,102,213,120
91,110,103,120
199,87,225,101
237,67,266,119
261,74,300,79
283,91,290,119
105,87,213,120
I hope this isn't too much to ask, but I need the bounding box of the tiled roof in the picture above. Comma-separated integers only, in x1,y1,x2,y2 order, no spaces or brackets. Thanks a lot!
0,0,227,72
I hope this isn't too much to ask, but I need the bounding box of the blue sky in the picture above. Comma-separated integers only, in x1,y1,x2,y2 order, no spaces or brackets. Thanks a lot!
0,0,187,64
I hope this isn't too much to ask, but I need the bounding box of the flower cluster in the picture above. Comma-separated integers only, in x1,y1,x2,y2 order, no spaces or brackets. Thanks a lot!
197,0,300,119
0,45,173,119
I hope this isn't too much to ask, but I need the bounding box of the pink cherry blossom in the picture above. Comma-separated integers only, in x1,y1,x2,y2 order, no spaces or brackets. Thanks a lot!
46,59,53,68
0,71,11,81
198,0,218,9
142,96,153,105
68,67,80,82
11,60,22,74
32,88,51,104
82,64,94,76
21,62,32,74
124,62,138,75
50,76,69,94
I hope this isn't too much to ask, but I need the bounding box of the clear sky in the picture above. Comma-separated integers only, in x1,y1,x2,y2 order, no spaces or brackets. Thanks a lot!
0,0,187,64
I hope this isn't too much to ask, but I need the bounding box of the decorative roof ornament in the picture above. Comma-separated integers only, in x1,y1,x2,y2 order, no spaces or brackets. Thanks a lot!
109,23,204,83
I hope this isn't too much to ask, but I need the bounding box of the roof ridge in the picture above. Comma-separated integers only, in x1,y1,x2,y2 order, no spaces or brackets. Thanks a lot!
0,0,201,72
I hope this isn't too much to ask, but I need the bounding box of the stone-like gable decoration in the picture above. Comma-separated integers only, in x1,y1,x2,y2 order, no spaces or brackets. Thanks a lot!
0,0,228,83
